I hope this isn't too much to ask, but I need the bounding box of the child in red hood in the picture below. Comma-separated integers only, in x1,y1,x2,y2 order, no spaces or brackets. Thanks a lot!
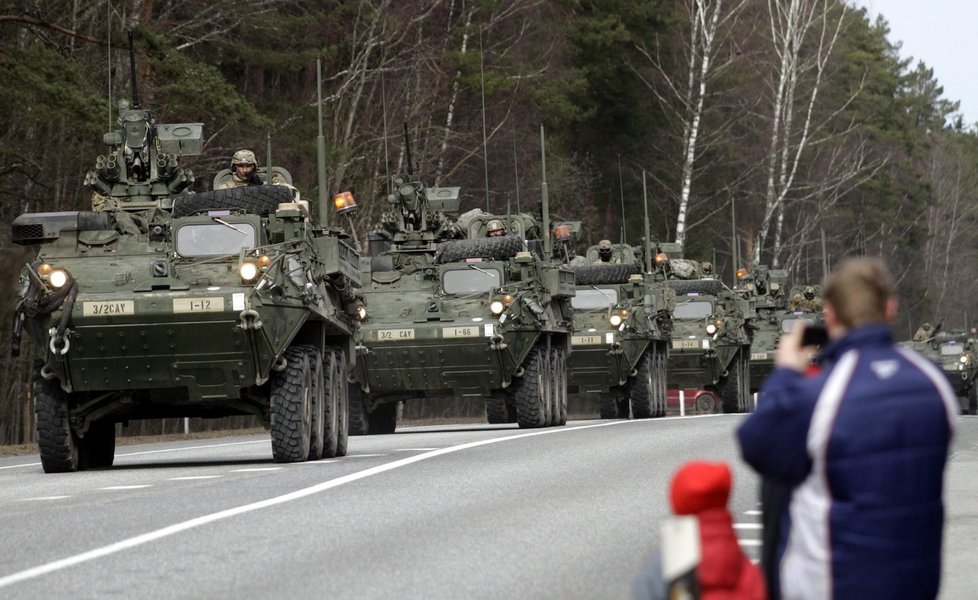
633,461,766,600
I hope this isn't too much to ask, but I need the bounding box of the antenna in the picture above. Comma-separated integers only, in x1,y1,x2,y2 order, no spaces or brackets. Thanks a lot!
316,57,328,225
480,32,490,212
642,170,652,274
127,30,140,109
512,128,521,212
731,195,738,285
381,70,391,197
266,133,272,185
618,155,626,244
403,122,414,177
540,125,552,259
107,1,112,129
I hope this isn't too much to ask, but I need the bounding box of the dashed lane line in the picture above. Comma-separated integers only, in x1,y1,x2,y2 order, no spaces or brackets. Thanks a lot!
17,496,71,502
0,439,270,471
167,476,222,481
99,485,153,491
0,419,629,590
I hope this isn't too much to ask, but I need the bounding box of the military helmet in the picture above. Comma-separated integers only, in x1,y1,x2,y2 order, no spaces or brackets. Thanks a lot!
598,239,613,250
803,285,816,299
701,261,713,274
231,149,257,167
487,219,505,234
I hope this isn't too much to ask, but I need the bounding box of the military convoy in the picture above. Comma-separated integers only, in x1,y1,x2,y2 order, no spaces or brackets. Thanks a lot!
564,239,675,419
902,324,978,415
10,48,362,472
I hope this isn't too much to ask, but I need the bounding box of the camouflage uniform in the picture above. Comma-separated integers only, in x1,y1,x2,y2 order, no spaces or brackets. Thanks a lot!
788,286,823,312
593,239,620,264
913,323,935,342
218,149,262,189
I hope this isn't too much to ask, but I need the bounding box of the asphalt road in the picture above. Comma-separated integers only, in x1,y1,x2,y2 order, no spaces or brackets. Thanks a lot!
1,414,976,599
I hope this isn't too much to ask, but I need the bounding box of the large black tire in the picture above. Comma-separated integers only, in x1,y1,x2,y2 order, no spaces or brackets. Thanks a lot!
270,345,314,463
551,346,568,426
333,349,350,457
485,393,511,424
655,343,668,417
434,235,524,264
171,185,294,217
367,402,398,435
307,348,326,461
348,383,368,436
718,348,750,414
572,263,640,285
34,364,82,473
627,351,657,419
81,422,116,469
668,279,724,296
320,348,341,457
600,395,619,419
512,345,550,428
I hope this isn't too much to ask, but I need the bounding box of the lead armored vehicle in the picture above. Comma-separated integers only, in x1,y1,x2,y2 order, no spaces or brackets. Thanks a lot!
564,239,675,419
11,52,361,472
901,326,978,415
666,260,754,413
350,154,574,432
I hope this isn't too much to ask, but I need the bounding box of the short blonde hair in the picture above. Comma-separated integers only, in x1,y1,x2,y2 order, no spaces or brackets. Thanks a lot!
823,257,894,328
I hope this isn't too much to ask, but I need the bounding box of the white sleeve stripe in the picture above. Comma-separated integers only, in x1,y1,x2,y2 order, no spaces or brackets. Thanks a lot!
807,351,859,457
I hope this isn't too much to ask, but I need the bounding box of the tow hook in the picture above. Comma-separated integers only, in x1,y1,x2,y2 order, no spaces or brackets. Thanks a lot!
489,334,508,350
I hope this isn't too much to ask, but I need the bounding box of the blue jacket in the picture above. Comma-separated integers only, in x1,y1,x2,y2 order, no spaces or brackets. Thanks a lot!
737,324,957,600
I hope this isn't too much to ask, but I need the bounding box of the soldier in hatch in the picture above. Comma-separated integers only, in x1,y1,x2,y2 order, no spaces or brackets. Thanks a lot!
913,322,936,342
219,149,263,189
593,239,620,264
787,285,822,312
487,219,506,237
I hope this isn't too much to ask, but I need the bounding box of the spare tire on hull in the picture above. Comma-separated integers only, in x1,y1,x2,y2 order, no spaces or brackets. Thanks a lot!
434,235,524,264
171,185,294,217
572,263,640,285
668,278,724,296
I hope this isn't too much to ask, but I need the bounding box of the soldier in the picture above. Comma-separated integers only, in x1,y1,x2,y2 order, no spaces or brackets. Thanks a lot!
487,219,506,237
700,261,714,278
593,239,619,264
788,285,822,312
219,149,263,189
913,322,936,342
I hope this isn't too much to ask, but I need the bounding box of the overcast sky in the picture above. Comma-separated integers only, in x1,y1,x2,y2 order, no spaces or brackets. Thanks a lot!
853,0,977,126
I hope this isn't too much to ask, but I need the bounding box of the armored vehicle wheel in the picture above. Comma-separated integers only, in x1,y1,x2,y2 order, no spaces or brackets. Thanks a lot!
485,393,511,424
551,346,568,426
307,348,326,461
81,422,116,469
270,345,314,463
668,279,724,296
627,351,657,419
718,348,750,414
34,364,82,473
433,235,524,264
617,397,630,418
171,185,294,217
348,383,368,436
368,401,398,435
571,264,640,285
655,345,668,417
513,345,549,428
333,349,350,457
320,348,342,457
600,394,619,419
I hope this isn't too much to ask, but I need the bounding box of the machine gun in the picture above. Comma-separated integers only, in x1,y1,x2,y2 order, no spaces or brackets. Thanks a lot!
83,31,203,209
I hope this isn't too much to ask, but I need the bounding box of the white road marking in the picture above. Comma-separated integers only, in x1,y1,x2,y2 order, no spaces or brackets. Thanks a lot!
0,462,41,471
733,523,762,529
0,420,629,590
0,439,269,471
167,476,222,481
744,509,762,515
17,496,71,502
393,448,440,452
737,539,762,547
229,468,282,473
99,485,152,491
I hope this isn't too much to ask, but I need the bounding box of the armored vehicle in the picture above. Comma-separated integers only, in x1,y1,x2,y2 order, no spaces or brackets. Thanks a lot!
901,326,978,415
564,240,675,419
10,59,361,472
736,268,820,392
350,168,575,432
666,266,754,413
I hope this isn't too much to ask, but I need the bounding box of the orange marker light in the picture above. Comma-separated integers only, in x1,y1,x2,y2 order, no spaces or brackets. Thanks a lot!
333,191,358,215
38,263,54,276
655,252,669,264
736,267,749,280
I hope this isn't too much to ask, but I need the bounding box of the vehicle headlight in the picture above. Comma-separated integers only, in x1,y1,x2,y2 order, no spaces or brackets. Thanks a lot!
240,261,260,283
490,300,505,315
356,305,367,320
49,269,70,289
706,323,717,335
609,314,623,327
961,355,969,364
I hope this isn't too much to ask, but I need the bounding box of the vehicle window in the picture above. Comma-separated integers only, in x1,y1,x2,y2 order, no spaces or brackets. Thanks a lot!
941,343,964,356
176,222,257,257
571,288,618,309
781,317,814,333
443,267,501,294
674,301,713,319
